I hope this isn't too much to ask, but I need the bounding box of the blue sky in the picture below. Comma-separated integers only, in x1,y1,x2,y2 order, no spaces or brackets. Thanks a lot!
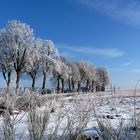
0,0,140,88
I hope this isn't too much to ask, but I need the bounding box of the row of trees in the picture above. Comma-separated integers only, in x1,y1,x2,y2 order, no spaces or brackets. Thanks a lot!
53,57,110,93
0,20,110,93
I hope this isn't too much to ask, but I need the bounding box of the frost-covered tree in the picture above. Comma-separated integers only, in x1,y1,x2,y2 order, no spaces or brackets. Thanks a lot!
38,39,60,92
61,65,69,93
76,61,85,92
52,58,69,93
25,39,42,91
0,20,60,93
76,61,95,92
0,19,111,94
59,56,71,93
67,65,72,92
70,62,81,92
52,62,62,93
87,63,96,92
95,67,110,91
1,20,34,92
83,62,95,92
0,29,13,89
90,68,97,92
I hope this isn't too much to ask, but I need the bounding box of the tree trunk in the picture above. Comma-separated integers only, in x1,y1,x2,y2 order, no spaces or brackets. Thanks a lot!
91,81,94,92
68,79,71,92
2,71,12,92
16,71,20,93
57,76,60,93
32,76,36,92
96,85,101,92
86,79,89,92
2,72,7,85
71,80,75,92
89,85,91,92
42,72,46,90
7,72,11,88
77,81,81,92
7,71,12,91
101,84,105,92
61,78,64,93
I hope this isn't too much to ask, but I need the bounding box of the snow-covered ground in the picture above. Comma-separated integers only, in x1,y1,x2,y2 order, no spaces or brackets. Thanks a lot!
0,89,140,139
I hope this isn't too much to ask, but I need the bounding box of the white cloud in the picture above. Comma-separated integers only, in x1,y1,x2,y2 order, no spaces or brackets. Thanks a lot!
60,51,77,58
57,44,125,58
75,0,140,26
123,62,132,66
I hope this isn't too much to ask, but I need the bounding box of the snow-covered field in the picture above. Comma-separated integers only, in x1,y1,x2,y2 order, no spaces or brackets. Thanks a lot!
0,89,140,139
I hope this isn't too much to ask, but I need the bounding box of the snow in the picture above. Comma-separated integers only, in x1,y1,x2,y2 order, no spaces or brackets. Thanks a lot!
0,90,139,139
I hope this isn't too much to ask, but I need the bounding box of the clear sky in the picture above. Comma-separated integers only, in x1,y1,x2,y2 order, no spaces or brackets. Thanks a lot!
0,0,140,88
